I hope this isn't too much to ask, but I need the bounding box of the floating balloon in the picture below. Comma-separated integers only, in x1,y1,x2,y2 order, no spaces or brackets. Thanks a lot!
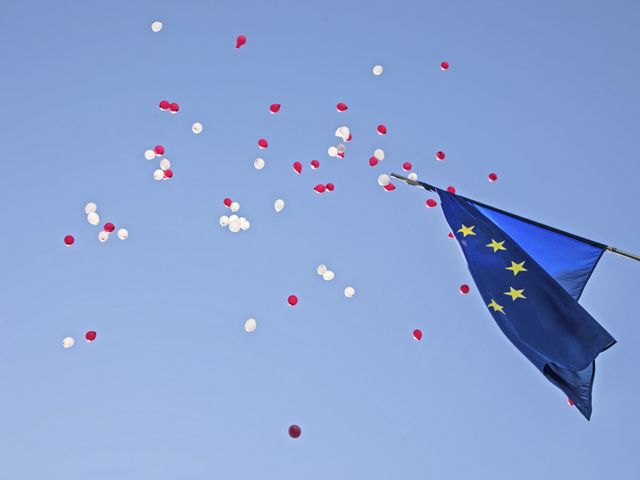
436,151,446,161
346,133,352,142
377,174,391,186
98,231,109,243
85,331,97,342
344,286,355,297
373,65,384,76
236,35,247,48
224,198,233,207
327,146,338,157
384,183,396,191
153,169,164,180
568,398,575,406
151,21,163,32
258,138,268,149
314,184,326,194
269,103,281,114
62,336,75,348
335,126,350,141
244,318,257,333
448,232,454,238
169,103,179,113
154,145,165,155
323,270,335,281
164,169,173,179
376,124,387,135
254,157,265,170
374,149,385,161
229,220,241,233
325,183,334,192
336,102,348,112
240,218,250,231
288,425,301,438
144,149,156,160
87,212,99,225
84,202,97,214
440,61,449,71
459,284,470,295
336,151,345,159
159,100,170,110
228,215,239,223
293,162,302,174
488,173,498,182
317,264,327,275
288,295,298,306
219,215,229,227
402,162,412,171
447,186,456,194
103,223,115,233
413,329,423,341
230,202,240,213
426,199,438,208
407,172,418,181
64,235,75,246
117,228,128,240
336,144,345,153
192,122,203,134
369,157,378,167
274,199,285,212
310,160,320,169
160,158,171,170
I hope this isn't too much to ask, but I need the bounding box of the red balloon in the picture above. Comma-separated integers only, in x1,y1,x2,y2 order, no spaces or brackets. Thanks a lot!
103,222,115,233
310,160,320,169
293,161,302,174
325,183,335,192
488,172,498,182
337,152,344,158
440,61,449,71
383,183,396,191
376,124,387,135
159,100,170,110
169,102,179,113
448,232,454,238
164,169,173,178
224,198,232,207
85,331,97,342
154,145,165,155
258,138,268,149
64,235,75,246
436,151,446,161
269,103,281,114
314,184,326,194
402,162,412,171
369,157,379,167
288,425,301,438
447,186,456,194
459,284,470,295
567,398,575,406
288,295,298,306
346,133,352,142
413,329,423,341
236,35,247,48
336,102,348,112
425,199,438,208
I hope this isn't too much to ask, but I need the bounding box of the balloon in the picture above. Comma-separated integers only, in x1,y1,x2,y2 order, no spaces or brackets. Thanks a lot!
336,151,345,158
344,286,355,297
322,270,335,281
228,215,239,223
230,202,240,213
98,230,109,242
336,144,345,153
159,100,170,110
325,183,334,192
103,223,115,233
288,425,301,438
335,126,350,141
144,149,156,160
374,149,385,160
169,103,179,113
448,232,454,238
258,138,268,149
224,198,233,207
154,145,165,155
314,184,326,194
117,228,128,240
376,124,387,135
459,284,470,295
426,199,438,208
160,158,171,170
244,318,257,333
87,212,99,225
377,174,390,186
384,183,396,191
288,295,298,306
413,329,423,341
84,202,97,214
293,162,302,174
64,235,75,246
440,61,449,71
269,103,281,114
85,331,97,342
402,162,412,171
310,160,320,169
274,199,285,212
219,215,230,227
164,169,173,179
240,218,251,231
62,337,75,348
407,172,418,181
568,398,575,406
254,157,265,170
373,65,384,76
346,133,352,142
229,220,241,233
192,122,203,134
369,157,378,167
327,146,338,157
447,186,456,194
435,151,446,161
151,21,163,32
488,173,498,182
153,169,164,180
336,102,348,112
317,264,327,275
236,35,247,48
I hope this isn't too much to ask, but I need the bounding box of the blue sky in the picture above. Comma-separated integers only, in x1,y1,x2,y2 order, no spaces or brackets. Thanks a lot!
1,0,639,478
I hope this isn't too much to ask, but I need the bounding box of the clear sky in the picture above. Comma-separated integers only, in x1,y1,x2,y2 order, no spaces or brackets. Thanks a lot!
1,0,639,478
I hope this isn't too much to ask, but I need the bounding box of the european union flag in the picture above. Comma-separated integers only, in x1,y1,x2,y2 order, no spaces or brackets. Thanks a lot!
437,188,616,420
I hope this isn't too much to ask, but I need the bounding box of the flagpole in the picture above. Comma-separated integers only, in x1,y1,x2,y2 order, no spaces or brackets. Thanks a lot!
390,173,640,264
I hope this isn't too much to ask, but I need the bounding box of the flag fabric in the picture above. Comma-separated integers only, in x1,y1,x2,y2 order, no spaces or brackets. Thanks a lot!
436,188,616,419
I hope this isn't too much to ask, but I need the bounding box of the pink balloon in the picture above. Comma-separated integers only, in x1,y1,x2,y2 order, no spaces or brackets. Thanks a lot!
488,173,498,182
293,161,302,174
402,162,412,171
336,102,348,112
236,35,247,48
413,329,423,341
459,284,470,295
376,124,387,135
425,199,438,208
383,183,396,191
314,184,326,194
325,183,334,192
369,157,378,167
258,138,268,149
436,150,446,161
310,160,320,169
64,235,75,246
440,61,449,71
288,295,298,306
269,103,281,114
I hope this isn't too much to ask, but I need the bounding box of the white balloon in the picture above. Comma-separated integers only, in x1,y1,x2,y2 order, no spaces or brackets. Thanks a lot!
337,144,345,153
377,174,391,186
230,202,240,213
407,172,418,181
335,126,350,141
254,157,265,170
316,264,327,275
244,318,257,333
229,215,239,223
117,228,128,240
62,336,75,348
84,202,97,214
344,286,356,298
240,218,250,231
274,199,285,212
229,220,241,233
373,65,384,76
144,149,156,160
151,21,163,32
98,231,109,243
323,270,335,281
327,146,338,157
87,212,100,226
159,158,171,170
219,215,230,227
374,149,385,161
153,169,164,180
192,122,203,134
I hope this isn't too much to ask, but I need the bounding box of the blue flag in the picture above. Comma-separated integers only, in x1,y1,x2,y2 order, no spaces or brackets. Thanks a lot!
437,188,616,419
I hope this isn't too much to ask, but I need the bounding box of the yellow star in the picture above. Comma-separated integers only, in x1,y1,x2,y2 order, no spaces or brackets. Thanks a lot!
457,224,476,237
487,299,505,314
486,239,507,253
504,287,526,301
506,261,527,276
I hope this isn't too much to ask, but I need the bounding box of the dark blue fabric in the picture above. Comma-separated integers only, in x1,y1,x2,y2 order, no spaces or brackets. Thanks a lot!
437,189,616,419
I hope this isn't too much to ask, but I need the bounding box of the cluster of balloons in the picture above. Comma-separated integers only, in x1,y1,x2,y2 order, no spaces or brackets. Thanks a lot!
317,265,356,298
84,203,128,242
62,331,97,349
158,100,179,113
145,145,174,181
219,198,251,233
